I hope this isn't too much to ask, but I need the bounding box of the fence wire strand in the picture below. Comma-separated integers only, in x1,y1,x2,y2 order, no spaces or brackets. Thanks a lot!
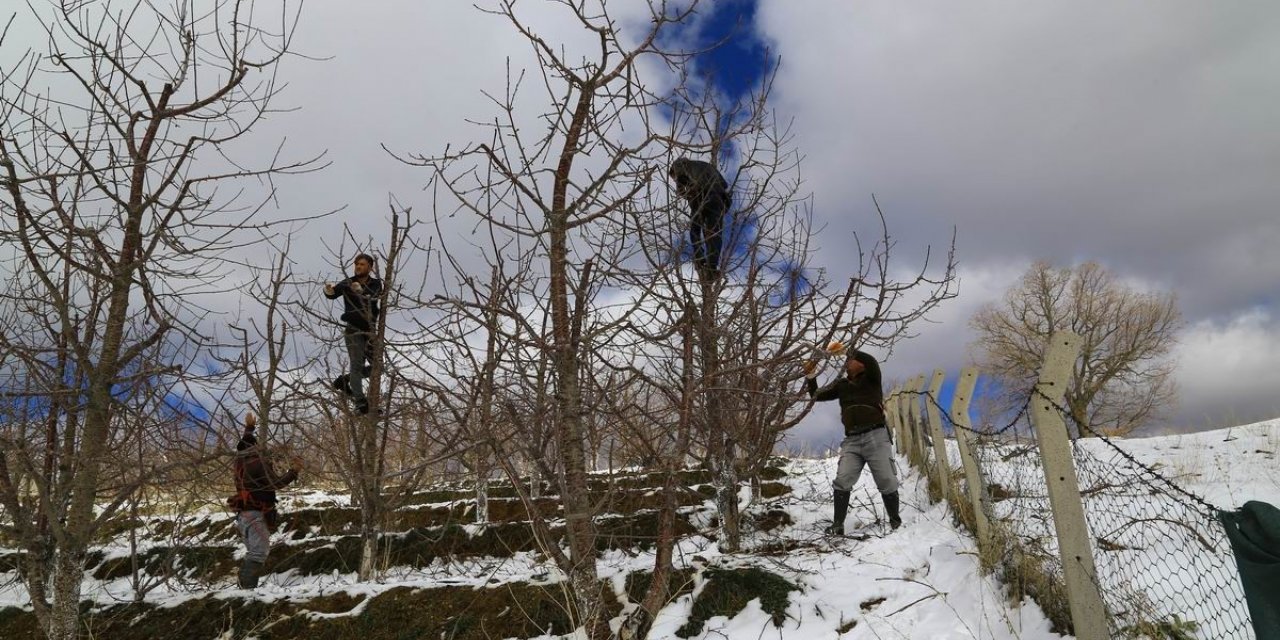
895,386,1253,639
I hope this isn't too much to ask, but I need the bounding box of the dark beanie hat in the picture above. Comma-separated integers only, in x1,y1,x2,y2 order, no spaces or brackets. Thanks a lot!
236,425,258,451
848,350,877,366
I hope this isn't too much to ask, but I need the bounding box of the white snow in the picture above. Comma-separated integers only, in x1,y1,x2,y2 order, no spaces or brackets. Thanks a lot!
1,419,1274,638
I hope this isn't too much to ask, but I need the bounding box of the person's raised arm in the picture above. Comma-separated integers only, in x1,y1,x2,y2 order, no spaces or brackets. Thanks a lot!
323,277,348,300
802,361,843,401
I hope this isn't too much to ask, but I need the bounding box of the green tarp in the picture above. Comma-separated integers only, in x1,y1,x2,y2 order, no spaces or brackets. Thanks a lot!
1220,500,1280,640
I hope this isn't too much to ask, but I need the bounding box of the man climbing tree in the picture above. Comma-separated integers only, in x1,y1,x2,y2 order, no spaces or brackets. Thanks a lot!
325,253,383,415
669,158,732,279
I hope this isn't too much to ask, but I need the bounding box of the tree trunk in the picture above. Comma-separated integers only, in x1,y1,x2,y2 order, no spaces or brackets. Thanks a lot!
46,546,85,640
475,476,490,525
529,466,542,499
553,301,601,631
22,537,53,634
549,82,603,637
569,564,611,640
629,469,679,639
713,443,742,553
698,279,741,552
627,302,698,640
41,248,136,637
358,482,382,581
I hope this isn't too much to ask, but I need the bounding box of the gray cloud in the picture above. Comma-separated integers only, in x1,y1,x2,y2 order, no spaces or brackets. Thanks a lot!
6,1,1277,433
757,0,1280,430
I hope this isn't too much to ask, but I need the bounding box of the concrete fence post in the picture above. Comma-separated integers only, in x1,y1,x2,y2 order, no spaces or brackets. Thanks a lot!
885,386,902,454
950,367,992,552
907,375,929,469
893,384,913,458
896,386,909,457
924,369,953,503
1029,331,1109,640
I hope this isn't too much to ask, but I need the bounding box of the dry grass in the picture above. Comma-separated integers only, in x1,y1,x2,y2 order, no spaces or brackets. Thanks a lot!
985,522,1073,635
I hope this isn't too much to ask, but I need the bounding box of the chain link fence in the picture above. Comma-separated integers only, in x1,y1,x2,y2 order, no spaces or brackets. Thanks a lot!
891,377,1254,639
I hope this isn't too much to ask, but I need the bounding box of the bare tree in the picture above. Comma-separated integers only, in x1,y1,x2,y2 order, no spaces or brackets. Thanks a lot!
394,3,959,637
970,260,1182,436
393,2,713,635
280,209,468,581
630,76,958,554
0,1,315,637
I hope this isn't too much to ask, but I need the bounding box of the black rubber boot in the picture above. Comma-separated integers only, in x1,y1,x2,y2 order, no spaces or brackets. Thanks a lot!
883,491,902,530
825,490,851,535
238,560,263,589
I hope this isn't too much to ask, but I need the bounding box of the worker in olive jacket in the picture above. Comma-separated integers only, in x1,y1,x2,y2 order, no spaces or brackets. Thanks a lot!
804,350,901,534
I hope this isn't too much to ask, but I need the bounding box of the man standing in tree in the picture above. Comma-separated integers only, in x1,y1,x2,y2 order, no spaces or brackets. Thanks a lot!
229,412,300,588
325,253,382,415
804,350,902,534
669,158,731,279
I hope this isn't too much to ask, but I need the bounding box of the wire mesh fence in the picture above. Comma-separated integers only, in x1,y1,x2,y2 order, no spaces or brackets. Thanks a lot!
1060,397,1252,639
892,382,1254,639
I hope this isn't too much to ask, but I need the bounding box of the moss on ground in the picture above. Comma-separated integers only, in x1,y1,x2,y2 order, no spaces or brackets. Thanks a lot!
179,517,240,544
0,606,40,639
0,580,622,640
392,466,785,507
758,466,789,481
8,465,794,638
624,568,696,605
102,508,703,584
92,545,236,582
263,583,584,640
279,504,472,540
675,567,798,638
749,509,795,533
296,591,367,615
758,482,792,499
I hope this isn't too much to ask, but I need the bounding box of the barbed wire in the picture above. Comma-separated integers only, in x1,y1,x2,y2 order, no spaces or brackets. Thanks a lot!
892,384,1253,639
1029,387,1226,518
900,385,1227,518
896,388,1032,436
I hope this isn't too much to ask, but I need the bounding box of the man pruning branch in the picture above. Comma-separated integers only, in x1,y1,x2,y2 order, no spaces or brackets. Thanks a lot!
804,349,902,535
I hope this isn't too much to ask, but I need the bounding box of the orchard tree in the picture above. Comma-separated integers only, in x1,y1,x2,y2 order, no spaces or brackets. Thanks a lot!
970,260,1182,435
0,1,315,637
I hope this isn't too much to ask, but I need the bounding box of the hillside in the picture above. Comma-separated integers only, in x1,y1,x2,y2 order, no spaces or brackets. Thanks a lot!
1,421,1275,639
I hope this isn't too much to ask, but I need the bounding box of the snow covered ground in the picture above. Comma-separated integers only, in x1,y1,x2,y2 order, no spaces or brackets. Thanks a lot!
1107,419,1280,511
639,456,1068,640
0,420,1274,639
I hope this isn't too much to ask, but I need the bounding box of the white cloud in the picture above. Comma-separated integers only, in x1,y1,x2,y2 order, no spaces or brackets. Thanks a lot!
1172,309,1280,428
6,1,1279,436
753,0,1280,431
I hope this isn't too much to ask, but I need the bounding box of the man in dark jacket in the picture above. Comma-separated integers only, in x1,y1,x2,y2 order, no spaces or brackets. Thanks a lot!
804,349,902,534
669,158,731,279
229,412,300,588
324,253,383,415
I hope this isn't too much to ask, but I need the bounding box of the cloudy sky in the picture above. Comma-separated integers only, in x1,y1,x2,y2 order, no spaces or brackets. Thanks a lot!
748,1,1280,441
5,1,1278,445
